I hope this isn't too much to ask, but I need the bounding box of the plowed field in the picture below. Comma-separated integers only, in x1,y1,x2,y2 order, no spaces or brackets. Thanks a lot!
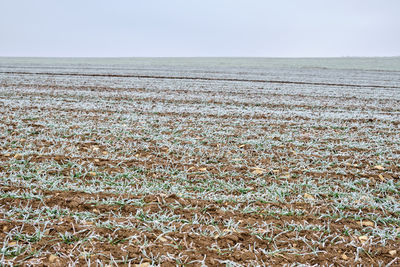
1,58,399,266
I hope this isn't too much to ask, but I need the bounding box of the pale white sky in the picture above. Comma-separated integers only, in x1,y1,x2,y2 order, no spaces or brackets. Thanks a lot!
1,0,399,57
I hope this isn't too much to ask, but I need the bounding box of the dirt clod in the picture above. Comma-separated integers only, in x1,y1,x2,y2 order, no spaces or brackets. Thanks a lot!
49,254,58,262
389,250,397,256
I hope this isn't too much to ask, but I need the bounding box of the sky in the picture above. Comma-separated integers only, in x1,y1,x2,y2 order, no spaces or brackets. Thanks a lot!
0,0,399,57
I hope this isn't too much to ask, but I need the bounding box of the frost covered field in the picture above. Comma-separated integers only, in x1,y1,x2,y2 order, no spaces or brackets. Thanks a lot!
0,57,400,266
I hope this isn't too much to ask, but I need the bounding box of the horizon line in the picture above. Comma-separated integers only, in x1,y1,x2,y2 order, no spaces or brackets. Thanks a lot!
1,55,400,59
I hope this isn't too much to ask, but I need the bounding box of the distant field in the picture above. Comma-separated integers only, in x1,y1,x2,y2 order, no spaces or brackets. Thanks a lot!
0,57,399,266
